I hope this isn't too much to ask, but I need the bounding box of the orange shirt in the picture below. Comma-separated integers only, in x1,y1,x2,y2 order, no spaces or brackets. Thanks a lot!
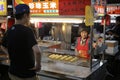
75,37,90,59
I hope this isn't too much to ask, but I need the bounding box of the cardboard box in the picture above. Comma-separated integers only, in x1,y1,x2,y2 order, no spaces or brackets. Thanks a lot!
105,40,118,47
105,46,118,55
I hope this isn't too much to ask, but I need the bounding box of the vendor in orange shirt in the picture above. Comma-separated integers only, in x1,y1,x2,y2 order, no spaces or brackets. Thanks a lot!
75,28,90,59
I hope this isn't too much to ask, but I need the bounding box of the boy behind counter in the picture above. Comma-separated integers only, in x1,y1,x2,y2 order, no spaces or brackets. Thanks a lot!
75,28,90,59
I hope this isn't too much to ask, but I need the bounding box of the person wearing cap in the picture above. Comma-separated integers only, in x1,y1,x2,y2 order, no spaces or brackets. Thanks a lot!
75,28,90,59
1,4,41,80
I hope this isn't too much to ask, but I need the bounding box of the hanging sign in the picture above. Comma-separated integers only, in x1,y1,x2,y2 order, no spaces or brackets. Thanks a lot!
15,0,59,16
101,14,110,26
94,5,120,16
85,5,94,26
0,0,7,16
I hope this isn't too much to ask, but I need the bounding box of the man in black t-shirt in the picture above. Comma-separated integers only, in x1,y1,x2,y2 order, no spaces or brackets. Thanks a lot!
1,4,41,80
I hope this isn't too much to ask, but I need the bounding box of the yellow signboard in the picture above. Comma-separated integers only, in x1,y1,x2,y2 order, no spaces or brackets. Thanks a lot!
0,0,7,16
85,5,94,26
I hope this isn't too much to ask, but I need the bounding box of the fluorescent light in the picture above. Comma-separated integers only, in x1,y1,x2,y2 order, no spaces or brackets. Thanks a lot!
94,20,115,23
7,16,11,18
8,5,13,8
30,17,83,23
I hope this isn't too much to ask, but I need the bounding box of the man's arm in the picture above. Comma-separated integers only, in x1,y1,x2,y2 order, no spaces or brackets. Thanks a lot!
32,44,41,72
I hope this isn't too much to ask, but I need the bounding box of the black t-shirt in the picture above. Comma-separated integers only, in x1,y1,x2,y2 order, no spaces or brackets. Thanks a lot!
2,24,37,78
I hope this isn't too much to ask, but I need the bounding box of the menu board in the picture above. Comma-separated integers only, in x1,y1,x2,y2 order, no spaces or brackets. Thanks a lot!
0,0,7,16
59,0,91,16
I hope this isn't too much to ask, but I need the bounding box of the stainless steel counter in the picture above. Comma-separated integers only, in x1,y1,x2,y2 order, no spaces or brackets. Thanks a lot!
37,60,107,80
39,48,107,80
0,59,106,80
41,62,91,78
0,48,107,80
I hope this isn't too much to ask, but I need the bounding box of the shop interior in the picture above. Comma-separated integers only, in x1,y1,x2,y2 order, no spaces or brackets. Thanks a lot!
28,16,110,80
30,16,106,66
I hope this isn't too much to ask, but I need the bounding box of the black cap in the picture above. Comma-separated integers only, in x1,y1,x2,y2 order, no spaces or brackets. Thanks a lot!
15,4,30,14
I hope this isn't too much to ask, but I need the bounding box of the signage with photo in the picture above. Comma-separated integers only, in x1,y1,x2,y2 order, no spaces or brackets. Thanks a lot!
0,0,7,16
